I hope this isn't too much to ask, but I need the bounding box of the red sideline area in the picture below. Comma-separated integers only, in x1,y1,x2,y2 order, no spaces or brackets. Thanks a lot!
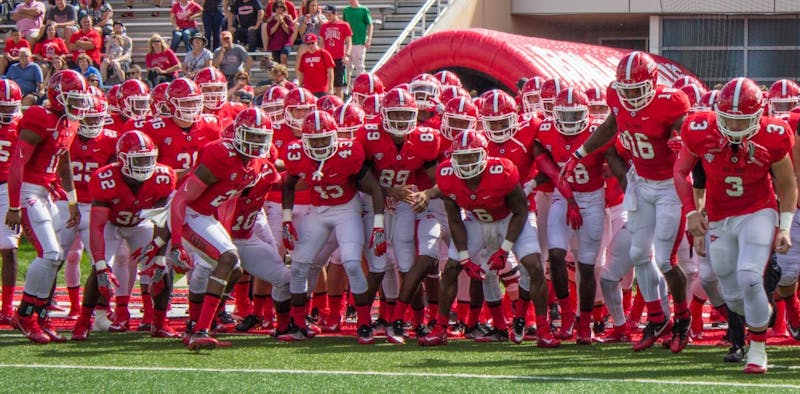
1,286,799,346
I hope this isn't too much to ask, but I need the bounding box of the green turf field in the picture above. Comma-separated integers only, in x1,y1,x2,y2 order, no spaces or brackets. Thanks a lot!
0,331,797,393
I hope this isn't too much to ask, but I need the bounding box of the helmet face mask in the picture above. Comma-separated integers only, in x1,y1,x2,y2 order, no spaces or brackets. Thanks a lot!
61,91,92,121
286,105,314,128
235,125,272,158
770,98,797,115
382,107,417,137
200,82,227,110
588,103,609,119
0,103,19,124
262,101,285,124
303,132,337,161
441,113,475,141
171,95,203,122
482,114,517,143
715,107,762,144
522,91,541,114
452,149,486,179
121,152,158,181
123,95,151,120
554,105,589,135
79,101,107,138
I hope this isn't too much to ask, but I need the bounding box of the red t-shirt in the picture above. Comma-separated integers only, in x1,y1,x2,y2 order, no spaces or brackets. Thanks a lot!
33,37,69,61
171,1,202,29
145,50,181,78
319,21,352,59
3,38,30,57
69,29,102,64
298,48,334,94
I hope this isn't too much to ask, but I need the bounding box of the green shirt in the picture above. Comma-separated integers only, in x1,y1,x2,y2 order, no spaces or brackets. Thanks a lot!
342,6,372,45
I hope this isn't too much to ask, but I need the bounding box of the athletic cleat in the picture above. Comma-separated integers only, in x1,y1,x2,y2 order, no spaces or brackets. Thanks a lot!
235,315,263,332
670,318,691,353
137,323,152,332
277,326,310,342
724,345,746,363
448,322,466,337
593,320,606,335
305,323,321,337
71,316,92,341
524,325,537,340
151,325,181,338
38,318,66,342
475,328,508,343
511,317,525,344
414,324,430,338
93,312,113,332
418,326,447,346
371,318,389,336
600,325,631,343
13,314,50,344
557,315,575,340
536,330,561,348
743,363,767,374
46,303,66,312
66,310,80,320
345,305,357,320
385,320,406,344
633,320,672,352
0,313,13,326
108,319,130,333
357,325,375,345
217,310,235,325
188,330,218,350
321,319,341,333
464,323,490,340
788,322,800,341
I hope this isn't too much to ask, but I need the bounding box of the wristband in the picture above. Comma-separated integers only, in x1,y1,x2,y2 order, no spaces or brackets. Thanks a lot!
153,236,166,248
373,213,384,229
67,189,78,205
501,239,514,252
574,146,588,159
458,250,469,261
685,210,700,221
779,211,794,232
95,259,108,271
154,256,167,267
282,209,292,222
8,207,19,212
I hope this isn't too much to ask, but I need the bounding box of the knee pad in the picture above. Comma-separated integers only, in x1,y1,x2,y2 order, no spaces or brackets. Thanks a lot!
290,261,312,294
628,245,648,266
342,260,367,295
189,265,211,294
271,282,291,303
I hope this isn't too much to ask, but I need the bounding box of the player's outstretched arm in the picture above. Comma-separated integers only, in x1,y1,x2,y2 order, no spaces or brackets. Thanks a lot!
502,185,528,247
443,197,467,253
773,155,798,254
356,165,385,216
674,144,705,238
580,111,618,156
5,129,41,231
57,150,80,228
604,145,629,190
170,165,215,248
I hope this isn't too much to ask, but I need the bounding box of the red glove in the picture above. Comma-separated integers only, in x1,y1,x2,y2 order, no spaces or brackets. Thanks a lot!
95,260,119,301
460,254,485,281
747,140,771,167
282,221,298,251
566,200,583,230
487,242,511,271
169,246,194,274
131,237,165,266
667,132,683,153
369,227,386,257
139,257,168,297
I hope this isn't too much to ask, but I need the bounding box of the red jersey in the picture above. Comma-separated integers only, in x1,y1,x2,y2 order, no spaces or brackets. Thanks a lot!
228,166,281,239
89,162,176,226
18,106,79,186
3,38,30,57
207,101,246,130
284,139,366,206
319,21,353,59
69,29,102,64
267,122,311,205
419,113,442,131
415,128,450,191
106,113,127,133
33,37,68,62
298,48,335,94
139,115,222,171
69,130,118,203
437,157,520,223
681,111,792,221
488,118,539,185
357,124,440,190
537,120,607,193
188,140,277,216
607,85,690,181
171,1,202,29
0,118,20,182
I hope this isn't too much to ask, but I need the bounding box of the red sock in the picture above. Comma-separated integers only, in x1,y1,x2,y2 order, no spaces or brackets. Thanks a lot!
392,301,409,322
646,300,666,324
437,313,450,329
592,304,604,322
547,280,557,305
456,301,469,323
714,304,729,321
188,301,202,322
690,297,704,334
489,304,507,330
629,287,645,322
515,298,530,321
80,305,94,319
773,298,787,334
233,281,252,317
748,329,767,343
674,299,689,320
480,302,490,323
558,297,575,320
326,295,343,323
263,295,274,321
785,295,800,327
426,302,438,323
384,301,395,322
356,305,371,328
152,308,167,329
501,295,513,322
252,295,266,319
378,299,388,321
141,294,153,325
67,286,80,312
196,294,221,331
291,304,307,329
622,289,632,315
467,306,481,326
412,307,425,326
276,311,290,331
312,292,329,318
536,314,550,334
2,285,14,315
115,295,130,322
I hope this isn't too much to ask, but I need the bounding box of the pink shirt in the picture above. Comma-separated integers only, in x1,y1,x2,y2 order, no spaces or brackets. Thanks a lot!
14,0,46,37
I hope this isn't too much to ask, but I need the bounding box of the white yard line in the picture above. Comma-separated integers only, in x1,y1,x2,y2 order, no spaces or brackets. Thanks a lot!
0,363,798,388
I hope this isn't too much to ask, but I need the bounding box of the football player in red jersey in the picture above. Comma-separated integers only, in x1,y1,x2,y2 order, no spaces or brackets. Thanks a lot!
409,73,443,130
5,69,90,344
150,82,172,119
106,79,151,133
195,66,246,128
333,102,365,140
362,93,383,124
420,130,550,347
260,86,289,126
0,80,22,325
281,110,386,344
539,78,568,119
537,88,609,344
317,94,344,115
170,108,276,350
434,70,462,89
57,96,117,321
586,86,610,122
351,72,384,106
675,77,797,373
520,76,546,120
73,131,177,340
562,51,693,352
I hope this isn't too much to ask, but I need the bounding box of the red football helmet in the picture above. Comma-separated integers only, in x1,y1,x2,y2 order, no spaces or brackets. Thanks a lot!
521,76,546,115
260,86,289,125
679,84,708,110
768,79,800,115
333,103,365,139
119,79,151,121
284,87,317,129
88,85,106,101
301,110,338,161
48,69,91,120
233,108,273,158
441,97,478,141
106,85,121,113
585,86,609,120
540,78,568,118
0,79,22,124
351,73,385,105
614,51,659,112
440,85,470,106
194,67,228,110
450,129,488,179
715,77,764,143
362,93,382,123
434,70,462,88
381,88,418,137
150,82,171,118
480,90,518,143
167,78,204,123
409,73,441,110
317,94,344,115
78,96,108,138
696,89,720,112
553,88,589,136
672,75,702,90
117,130,159,181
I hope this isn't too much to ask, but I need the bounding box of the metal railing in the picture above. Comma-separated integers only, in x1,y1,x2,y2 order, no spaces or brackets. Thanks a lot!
371,0,452,72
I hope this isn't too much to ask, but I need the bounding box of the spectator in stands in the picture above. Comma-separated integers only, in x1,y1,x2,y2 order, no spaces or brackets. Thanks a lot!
253,60,296,98
50,54,69,76
69,14,102,66
45,0,78,43
127,63,144,81
228,0,263,52
227,70,254,99
11,0,45,44
100,29,132,82
342,0,371,90
0,29,31,75
212,30,252,86
319,5,351,98
264,0,296,21
84,0,113,37
290,0,325,60
75,52,102,84
170,0,203,52
32,23,69,80
145,33,181,86
201,0,225,50
297,32,333,98
183,33,212,78
263,0,294,66
5,48,43,106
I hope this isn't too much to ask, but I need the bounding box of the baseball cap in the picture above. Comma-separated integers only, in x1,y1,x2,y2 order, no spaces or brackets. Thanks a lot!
303,33,318,44
323,4,336,13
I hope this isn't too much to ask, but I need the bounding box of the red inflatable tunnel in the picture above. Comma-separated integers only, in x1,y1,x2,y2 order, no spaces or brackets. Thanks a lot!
375,28,700,92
